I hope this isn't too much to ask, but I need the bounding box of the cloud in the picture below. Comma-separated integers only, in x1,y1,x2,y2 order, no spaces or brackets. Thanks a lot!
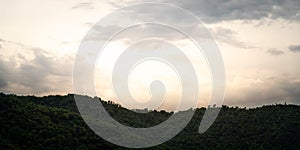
84,21,252,49
226,75,300,107
211,27,254,49
86,25,123,41
0,78,7,88
71,2,95,10
289,45,300,52
266,49,284,56
0,39,73,95
0,60,9,88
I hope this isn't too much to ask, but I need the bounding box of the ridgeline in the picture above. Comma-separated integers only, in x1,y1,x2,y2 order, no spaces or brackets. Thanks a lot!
0,93,299,149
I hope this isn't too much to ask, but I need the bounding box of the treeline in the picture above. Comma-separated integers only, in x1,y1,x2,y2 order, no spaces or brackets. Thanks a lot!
0,93,299,149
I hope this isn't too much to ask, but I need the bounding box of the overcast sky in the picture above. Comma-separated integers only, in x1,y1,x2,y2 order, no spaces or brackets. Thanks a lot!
1,0,300,110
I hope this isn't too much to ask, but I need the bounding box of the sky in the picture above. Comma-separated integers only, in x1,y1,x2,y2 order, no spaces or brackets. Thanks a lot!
1,0,300,110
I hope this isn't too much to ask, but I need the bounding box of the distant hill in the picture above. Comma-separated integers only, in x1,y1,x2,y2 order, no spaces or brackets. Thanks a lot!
0,93,299,149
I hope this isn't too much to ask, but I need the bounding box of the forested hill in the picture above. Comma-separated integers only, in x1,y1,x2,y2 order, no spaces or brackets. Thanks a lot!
0,93,299,149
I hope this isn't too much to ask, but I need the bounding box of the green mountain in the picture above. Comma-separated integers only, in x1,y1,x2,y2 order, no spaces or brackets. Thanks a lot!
0,93,299,149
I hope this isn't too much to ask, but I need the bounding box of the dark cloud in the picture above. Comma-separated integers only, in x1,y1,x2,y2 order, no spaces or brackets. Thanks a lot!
167,0,300,22
80,2,256,49
111,0,300,23
267,49,284,56
289,45,300,52
85,1,284,49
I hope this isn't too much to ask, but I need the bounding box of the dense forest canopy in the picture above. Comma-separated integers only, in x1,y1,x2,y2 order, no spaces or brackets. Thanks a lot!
0,93,299,149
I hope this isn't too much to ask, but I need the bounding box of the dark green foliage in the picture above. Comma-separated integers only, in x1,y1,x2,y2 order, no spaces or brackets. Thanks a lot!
0,93,299,149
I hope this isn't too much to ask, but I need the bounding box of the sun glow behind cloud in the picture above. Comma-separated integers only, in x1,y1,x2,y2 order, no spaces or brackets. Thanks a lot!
94,38,213,110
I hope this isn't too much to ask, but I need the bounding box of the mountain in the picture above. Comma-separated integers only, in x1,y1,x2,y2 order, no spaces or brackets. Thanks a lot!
0,93,299,149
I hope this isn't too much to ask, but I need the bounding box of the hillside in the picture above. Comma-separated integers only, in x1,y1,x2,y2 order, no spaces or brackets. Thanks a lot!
0,93,299,149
